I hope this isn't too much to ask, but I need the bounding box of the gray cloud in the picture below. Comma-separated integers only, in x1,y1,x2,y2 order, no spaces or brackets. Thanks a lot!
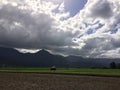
0,0,120,58
89,0,113,18
0,2,76,50
78,33,120,58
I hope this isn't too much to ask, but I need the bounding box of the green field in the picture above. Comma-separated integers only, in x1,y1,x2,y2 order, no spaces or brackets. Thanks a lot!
0,68,120,76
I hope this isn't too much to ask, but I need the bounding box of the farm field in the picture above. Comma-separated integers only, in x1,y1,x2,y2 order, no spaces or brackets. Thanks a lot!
0,68,120,76
0,72,120,90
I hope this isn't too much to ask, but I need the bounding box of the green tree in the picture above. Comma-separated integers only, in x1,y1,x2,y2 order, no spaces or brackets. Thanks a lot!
110,62,116,69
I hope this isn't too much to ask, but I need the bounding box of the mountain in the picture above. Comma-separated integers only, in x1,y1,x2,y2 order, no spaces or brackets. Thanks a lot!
0,47,120,68
0,47,67,67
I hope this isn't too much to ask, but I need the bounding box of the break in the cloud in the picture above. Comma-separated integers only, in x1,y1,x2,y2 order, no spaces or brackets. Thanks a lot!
0,0,120,58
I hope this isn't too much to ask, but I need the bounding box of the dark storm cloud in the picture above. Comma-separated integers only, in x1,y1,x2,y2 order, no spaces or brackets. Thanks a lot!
0,4,76,49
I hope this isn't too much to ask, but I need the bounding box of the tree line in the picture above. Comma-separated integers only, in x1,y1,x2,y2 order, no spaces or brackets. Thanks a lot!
110,62,120,69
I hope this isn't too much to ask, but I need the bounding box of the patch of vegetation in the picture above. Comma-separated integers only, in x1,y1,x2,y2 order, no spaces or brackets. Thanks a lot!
0,68,120,76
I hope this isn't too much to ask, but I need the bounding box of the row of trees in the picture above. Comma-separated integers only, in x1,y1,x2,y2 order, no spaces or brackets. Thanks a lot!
110,62,120,69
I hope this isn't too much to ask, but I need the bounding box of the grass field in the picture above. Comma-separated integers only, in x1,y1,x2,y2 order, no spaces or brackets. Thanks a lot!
0,68,120,76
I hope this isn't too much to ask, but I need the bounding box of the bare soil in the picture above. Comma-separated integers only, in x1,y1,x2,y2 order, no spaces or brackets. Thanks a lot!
0,72,120,90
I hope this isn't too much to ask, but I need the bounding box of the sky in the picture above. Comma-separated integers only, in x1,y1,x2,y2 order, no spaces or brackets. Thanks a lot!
0,0,120,58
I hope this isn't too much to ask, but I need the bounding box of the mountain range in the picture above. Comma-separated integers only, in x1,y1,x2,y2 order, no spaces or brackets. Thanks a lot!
0,47,120,68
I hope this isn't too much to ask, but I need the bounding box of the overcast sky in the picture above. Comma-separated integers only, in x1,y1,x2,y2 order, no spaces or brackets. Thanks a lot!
0,0,120,58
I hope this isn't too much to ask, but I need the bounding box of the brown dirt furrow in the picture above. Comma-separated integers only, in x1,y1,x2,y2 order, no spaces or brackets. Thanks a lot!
0,72,120,90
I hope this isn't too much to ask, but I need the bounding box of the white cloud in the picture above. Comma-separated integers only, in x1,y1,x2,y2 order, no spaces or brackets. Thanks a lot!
67,0,120,58
0,0,120,58
15,48,40,53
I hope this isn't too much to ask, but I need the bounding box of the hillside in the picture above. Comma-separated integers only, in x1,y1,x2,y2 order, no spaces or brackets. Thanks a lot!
0,47,120,68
